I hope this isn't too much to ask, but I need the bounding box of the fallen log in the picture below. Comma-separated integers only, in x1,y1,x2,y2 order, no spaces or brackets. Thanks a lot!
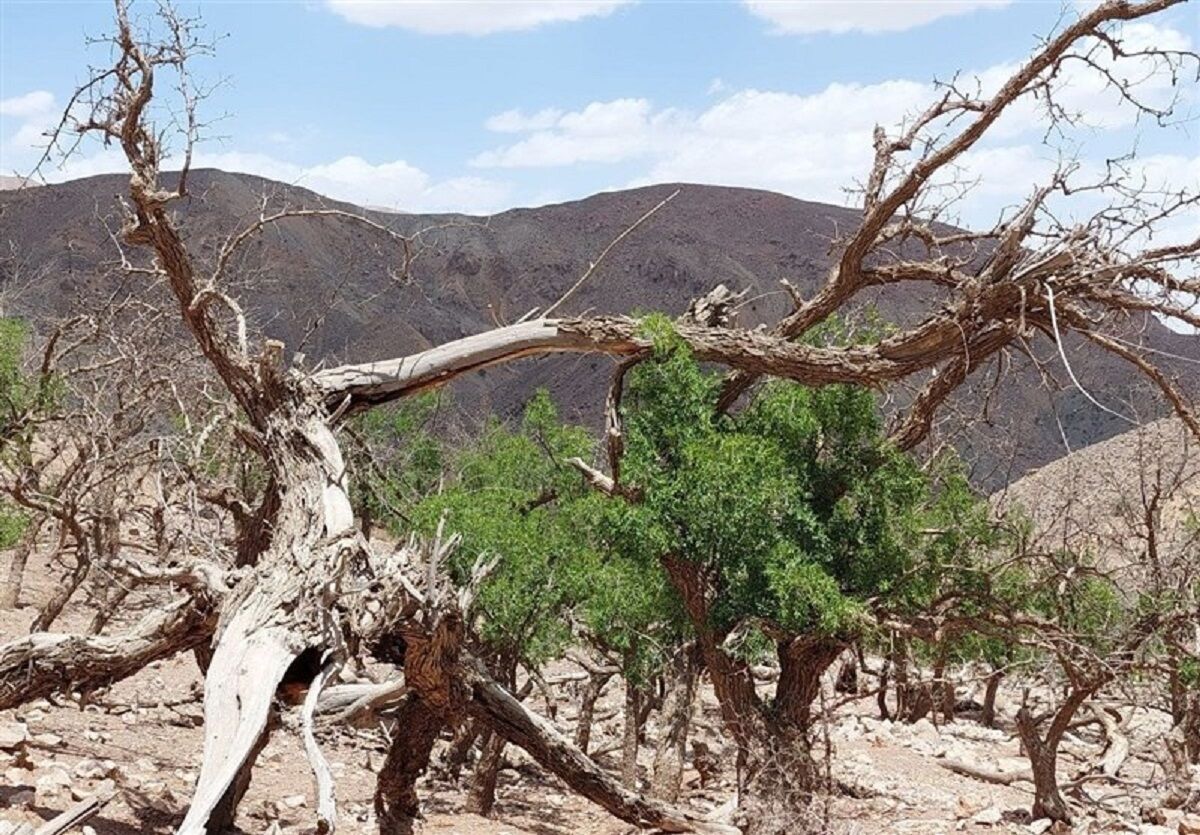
938,758,1034,785
0,595,214,710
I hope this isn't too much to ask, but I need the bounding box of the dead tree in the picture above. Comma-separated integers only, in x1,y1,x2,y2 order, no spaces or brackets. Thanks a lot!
0,1,1196,833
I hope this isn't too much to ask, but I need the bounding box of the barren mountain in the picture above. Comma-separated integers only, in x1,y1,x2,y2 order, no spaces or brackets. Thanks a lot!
993,416,1200,563
0,169,1194,486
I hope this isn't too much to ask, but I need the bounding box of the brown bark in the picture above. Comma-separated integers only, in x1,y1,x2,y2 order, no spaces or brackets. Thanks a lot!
440,720,480,781
375,695,445,835
621,679,645,788
661,555,839,833
934,649,955,723
980,669,1003,728
650,645,701,802
465,731,505,816
1014,689,1091,824
0,521,39,610
30,548,90,632
465,658,737,834
574,670,612,755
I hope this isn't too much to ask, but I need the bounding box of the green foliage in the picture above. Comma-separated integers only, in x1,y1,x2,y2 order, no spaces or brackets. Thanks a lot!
410,391,596,667
607,327,991,641
0,502,27,550
350,392,446,525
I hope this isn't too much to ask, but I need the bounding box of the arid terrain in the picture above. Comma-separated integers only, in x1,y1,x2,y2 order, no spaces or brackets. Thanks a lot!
4,416,1199,835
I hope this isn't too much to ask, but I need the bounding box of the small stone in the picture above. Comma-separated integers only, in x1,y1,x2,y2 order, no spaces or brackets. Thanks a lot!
35,766,72,801
283,794,307,809
142,782,177,813
33,732,63,748
0,721,28,750
1179,814,1200,835
1028,820,1053,834
972,806,1003,826
957,796,986,818
73,758,114,779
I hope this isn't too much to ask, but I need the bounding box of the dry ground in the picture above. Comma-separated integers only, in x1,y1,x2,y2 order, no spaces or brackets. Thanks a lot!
0,547,1188,835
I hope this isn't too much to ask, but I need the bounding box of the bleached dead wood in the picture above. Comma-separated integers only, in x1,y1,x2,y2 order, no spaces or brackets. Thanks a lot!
0,595,214,709
938,758,1033,785
33,792,112,835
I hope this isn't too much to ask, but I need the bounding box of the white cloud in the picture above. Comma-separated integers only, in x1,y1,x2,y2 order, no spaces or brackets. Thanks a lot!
0,90,57,170
485,107,565,133
743,0,1010,34
472,98,684,167
471,82,931,204
0,90,54,118
471,17,1194,222
21,146,510,214
198,152,513,213
325,0,630,35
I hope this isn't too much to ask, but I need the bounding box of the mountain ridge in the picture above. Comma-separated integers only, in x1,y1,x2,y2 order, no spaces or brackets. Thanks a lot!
1,168,1194,487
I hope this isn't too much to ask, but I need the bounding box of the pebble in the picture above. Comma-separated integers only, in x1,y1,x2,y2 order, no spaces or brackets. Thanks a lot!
972,806,1003,825
0,721,28,750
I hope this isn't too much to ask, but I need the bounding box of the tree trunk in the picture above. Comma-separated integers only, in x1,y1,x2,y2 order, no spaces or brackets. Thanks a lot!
206,721,273,833
727,638,843,835
876,657,891,721
376,695,445,835
30,548,89,632
834,657,857,694
622,679,645,789
1015,695,1089,824
736,721,825,835
0,520,39,610
574,670,611,755
1184,689,1200,764
934,649,955,723
465,731,505,816
650,645,700,802
980,669,1003,728
0,595,215,708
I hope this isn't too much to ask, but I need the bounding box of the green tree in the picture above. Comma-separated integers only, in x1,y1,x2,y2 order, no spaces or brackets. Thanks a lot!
594,325,993,833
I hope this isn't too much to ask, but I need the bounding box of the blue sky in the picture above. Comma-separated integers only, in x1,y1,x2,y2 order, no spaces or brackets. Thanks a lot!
1,0,1196,223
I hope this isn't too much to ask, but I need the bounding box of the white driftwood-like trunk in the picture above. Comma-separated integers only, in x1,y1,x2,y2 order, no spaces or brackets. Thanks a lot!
179,412,356,835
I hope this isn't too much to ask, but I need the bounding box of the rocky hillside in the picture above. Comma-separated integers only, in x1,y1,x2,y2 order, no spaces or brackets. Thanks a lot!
1,170,1194,487
993,417,1200,563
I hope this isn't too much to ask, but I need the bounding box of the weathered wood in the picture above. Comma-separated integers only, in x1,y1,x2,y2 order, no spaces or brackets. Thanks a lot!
34,792,112,835
938,758,1032,785
302,656,340,833
0,595,214,709
465,658,738,835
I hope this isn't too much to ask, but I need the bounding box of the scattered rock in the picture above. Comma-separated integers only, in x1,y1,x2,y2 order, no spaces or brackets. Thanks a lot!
73,758,118,779
7,787,35,808
35,766,72,801
1179,814,1200,835
283,794,307,809
0,721,28,750
1028,819,1053,834
972,806,1003,826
